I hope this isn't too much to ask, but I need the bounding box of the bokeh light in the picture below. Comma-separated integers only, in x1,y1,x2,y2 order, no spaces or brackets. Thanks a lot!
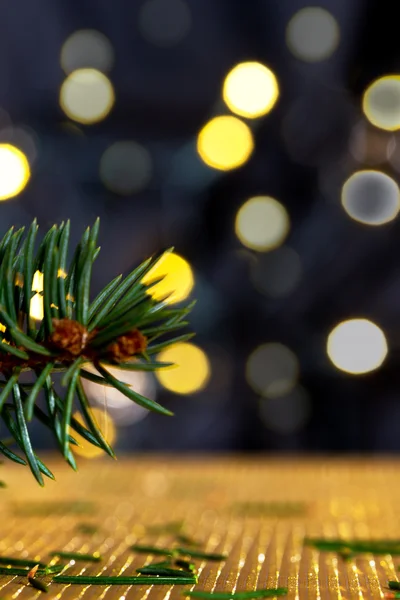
327,319,388,375
349,121,395,165
286,7,340,62
341,170,400,226
259,386,311,434
363,76,400,131
0,144,30,201
30,270,44,320
100,141,152,195
156,342,210,395
235,196,290,252
0,126,38,166
31,270,43,293
250,246,302,298
246,343,299,398
141,251,194,304
61,29,114,74
81,365,155,426
197,116,254,171
30,293,44,321
139,0,191,47
60,69,115,125
222,62,279,119
70,408,116,459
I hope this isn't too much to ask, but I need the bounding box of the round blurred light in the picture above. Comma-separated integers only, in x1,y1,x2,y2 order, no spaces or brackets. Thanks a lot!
246,343,299,398
61,29,114,74
30,293,44,321
0,126,38,166
197,116,254,171
156,342,210,395
341,170,400,226
71,407,116,459
139,0,191,47
100,141,152,195
259,386,311,434
250,246,302,298
222,62,279,119
327,319,388,375
349,121,395,165
363,76,400,131
0,144,30,201
60,69,115,125
81,365,154,426
235,196,290,252
141,251,194,304
286,7,339,62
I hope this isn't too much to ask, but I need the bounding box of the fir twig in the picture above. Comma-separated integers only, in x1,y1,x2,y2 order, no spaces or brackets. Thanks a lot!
0,219,194,483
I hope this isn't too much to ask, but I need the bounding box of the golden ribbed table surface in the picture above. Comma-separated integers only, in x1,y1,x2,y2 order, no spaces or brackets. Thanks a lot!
1,456,400,599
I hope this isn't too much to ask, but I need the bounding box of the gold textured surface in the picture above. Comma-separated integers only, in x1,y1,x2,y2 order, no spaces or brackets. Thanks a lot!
0,456,399,599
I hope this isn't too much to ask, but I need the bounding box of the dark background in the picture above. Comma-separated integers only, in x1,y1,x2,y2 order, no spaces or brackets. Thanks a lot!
0,0,399,453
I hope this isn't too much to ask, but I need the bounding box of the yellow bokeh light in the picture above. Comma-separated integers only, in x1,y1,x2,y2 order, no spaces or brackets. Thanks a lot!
30,293,44,321
223,62,279,119
70,407,116,459
32,270,43,293
0,144,30,201
235,196,290,252
156,342,210,394
363,75,400,131
141,251,194,304
197,116,254,171
327,319,388,375
60,68,115,125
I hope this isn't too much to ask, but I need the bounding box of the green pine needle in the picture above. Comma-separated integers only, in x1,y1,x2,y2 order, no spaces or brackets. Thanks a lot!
0,219,194,483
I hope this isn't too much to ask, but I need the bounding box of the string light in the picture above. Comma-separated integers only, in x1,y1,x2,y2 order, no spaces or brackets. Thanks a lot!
71,408,116,459
141,251,194,304
246,343,299,398
0,144,30,201
235,196,290,251
259,386,311,434
197,116,254,171
81,365,154,426
100,141,152,195
156,342,210,394
222,62,279,119
250,246,302,298
61,29,114,74
363,75,400,131
60,68,115,124
286,7,339,62
341,170,400,225
327,319,388,375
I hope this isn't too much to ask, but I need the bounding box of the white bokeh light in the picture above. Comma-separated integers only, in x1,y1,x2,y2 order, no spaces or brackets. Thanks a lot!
235,196,290,252
60,68,115,125
363,76,400,131
61,30,114,74
250,246,302,298
259,386,311,434
327,319,388,375
341,170,400,226
81,365,155,425
286,7,340,62
100,141,152,195
246,343,299,398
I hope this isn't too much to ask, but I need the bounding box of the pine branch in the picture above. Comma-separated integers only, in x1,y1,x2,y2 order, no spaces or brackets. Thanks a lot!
0,220,195,483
